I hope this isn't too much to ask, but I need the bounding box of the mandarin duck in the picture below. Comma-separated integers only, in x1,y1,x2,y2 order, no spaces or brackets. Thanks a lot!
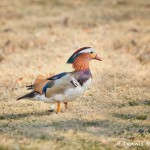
17,47,102,113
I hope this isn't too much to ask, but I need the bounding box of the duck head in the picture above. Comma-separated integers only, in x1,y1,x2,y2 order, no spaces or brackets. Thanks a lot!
67,47,102,71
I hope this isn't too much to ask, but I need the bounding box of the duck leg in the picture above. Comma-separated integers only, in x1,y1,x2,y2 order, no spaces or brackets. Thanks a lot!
64,102,68,109
57,102,61,113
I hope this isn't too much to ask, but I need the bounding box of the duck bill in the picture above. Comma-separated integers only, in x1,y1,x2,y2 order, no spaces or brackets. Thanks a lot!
94,55,102,61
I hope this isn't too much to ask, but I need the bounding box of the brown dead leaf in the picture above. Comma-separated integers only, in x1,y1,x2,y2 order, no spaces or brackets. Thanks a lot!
16,77,23,83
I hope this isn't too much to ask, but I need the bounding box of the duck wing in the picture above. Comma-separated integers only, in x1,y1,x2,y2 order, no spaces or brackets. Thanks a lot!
18,72,79,100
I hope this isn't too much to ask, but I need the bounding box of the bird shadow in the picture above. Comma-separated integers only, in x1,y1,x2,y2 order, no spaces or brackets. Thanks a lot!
0,110,54,120
1,99,150,141
1,111,150,142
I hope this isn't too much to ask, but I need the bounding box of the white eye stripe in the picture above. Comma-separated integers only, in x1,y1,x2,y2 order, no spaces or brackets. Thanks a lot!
79,48,94,54
72,47,94,58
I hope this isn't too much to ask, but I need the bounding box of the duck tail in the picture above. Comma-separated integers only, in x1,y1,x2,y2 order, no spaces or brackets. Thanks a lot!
17,91,37,100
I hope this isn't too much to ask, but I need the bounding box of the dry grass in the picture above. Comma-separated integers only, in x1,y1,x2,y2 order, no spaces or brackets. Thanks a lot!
0,0,150,149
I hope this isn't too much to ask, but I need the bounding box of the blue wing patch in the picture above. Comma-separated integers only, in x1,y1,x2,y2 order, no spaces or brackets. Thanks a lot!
42,83,50,93
42,72,67,94
47,72,67,80
42,81,54,93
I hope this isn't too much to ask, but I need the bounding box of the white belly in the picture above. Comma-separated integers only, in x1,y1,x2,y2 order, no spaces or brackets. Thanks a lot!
33,78,92,103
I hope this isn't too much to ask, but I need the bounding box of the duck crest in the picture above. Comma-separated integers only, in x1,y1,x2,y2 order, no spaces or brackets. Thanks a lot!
73,69,92,86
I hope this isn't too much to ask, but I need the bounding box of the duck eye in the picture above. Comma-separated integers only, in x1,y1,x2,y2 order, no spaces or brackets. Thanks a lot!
90,52,93,54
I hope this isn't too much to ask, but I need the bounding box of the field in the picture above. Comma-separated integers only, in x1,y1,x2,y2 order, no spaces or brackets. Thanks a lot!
0,0,150,149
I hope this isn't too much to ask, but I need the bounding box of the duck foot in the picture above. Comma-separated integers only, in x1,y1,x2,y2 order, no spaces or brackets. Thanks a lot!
57,102,61,113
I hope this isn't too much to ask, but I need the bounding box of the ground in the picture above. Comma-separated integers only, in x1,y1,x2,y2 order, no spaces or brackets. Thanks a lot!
0,0,150,150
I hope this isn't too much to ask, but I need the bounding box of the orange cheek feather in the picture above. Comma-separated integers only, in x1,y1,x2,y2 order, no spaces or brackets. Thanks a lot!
73,53,90,71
